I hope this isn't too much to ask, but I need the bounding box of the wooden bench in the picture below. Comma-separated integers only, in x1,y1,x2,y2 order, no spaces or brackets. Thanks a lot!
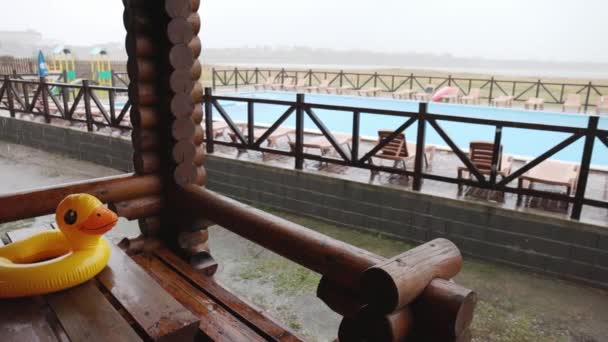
0,228,302,342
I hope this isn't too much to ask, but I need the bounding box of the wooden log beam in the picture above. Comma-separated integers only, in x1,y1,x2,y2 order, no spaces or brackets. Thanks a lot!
172,117,196,140
118,234,162,255
168,17,194,44
132,128,159,151
109,195,163,221
180,186,382,291
188,36,202,58
358,306,413,342
170,69,194,93
127,58,157,82
191,81,203,102
174,163,206,187
191,60,202,81
193,124,204,144
361,238,463,314
139,216,162,237
130,106,160,129
169,44,194,70
410,278,477,339
316,276,363,317
192,105,203,124
181,188,476,335
133,152,161,174
0,174,162,223
188,13,201,34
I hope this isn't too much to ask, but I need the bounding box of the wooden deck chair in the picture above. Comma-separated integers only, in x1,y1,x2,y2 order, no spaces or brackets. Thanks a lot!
457,141,513,191
525,97,545,110
596,96,608,114
370,130,435,179
272,77,295,91
392,89,416,100
306,79,332,93
283,79,309,92
254,77,277,91
461,88,481,105
562,93,582,113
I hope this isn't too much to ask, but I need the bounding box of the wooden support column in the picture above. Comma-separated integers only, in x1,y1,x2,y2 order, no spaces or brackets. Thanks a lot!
123,0,214,271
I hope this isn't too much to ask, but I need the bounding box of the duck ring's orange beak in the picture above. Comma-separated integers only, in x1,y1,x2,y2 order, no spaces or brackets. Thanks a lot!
79,205,118,235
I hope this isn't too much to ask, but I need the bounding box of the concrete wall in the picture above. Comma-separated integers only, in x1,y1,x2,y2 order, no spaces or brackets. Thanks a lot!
0,116,133,172
1,115,607,288
205,156,608,289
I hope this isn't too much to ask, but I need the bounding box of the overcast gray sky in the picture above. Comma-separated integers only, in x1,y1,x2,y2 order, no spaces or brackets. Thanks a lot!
0,0,606,62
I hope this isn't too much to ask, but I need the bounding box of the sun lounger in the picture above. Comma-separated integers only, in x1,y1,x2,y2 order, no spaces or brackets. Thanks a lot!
335,86,356,95
562,93,582,113
288,133,352,168
414,84,435,102
517,160,579,201
299,133,352,154
306,79,333,93
254,77,278,91
369,130,435,179
283,79,309,92
457,141,513,191
460,88,481,105
392,89,416,100
596,96,608,114
433,87,460,103
229,126,294,148
203,120,230,139
228,125,295,157
491,95,514,108
521,160,579,190
357,88,384,97
272,78,295,91
525,97,545,110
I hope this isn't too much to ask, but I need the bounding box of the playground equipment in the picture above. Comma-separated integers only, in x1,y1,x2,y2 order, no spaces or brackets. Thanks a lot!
49,46,76,82
90,48,112,86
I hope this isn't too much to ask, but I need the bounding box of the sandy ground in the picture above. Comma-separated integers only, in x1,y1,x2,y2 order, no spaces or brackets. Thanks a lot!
1,143,608,341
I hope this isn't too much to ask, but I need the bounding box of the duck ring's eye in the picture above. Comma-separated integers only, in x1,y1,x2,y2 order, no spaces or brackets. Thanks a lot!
64,209,78,225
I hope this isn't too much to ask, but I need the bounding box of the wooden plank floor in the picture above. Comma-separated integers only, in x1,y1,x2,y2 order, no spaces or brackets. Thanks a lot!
153,248,303,342
0,228,200,342
133,253,266,342
1,227,303,342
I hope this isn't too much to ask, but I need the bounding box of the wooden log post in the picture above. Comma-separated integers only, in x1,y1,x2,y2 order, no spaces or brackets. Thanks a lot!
361,238,463,314
123,0,213,266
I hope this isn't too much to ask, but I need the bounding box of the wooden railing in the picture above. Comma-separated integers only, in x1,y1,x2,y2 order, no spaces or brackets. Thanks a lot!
0,76,131,130
203,88,608,220
212,67,608,113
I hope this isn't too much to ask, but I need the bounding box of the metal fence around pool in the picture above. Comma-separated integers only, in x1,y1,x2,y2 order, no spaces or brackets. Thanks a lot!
212,67,608,113
1,75,607,221
202,87,608,221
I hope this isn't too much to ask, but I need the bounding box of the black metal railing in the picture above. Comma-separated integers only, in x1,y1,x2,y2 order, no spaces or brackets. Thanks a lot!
212,67,608,113
1,75,607,221
0,76,131,130
202,87,608,220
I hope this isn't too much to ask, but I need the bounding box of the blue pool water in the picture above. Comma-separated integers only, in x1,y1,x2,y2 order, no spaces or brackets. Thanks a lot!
214,92,608,166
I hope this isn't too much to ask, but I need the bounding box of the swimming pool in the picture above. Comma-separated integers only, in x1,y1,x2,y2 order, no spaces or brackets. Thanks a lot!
215,91,608,166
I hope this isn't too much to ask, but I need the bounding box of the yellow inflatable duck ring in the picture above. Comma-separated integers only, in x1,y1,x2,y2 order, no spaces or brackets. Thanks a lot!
0,193,118,298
